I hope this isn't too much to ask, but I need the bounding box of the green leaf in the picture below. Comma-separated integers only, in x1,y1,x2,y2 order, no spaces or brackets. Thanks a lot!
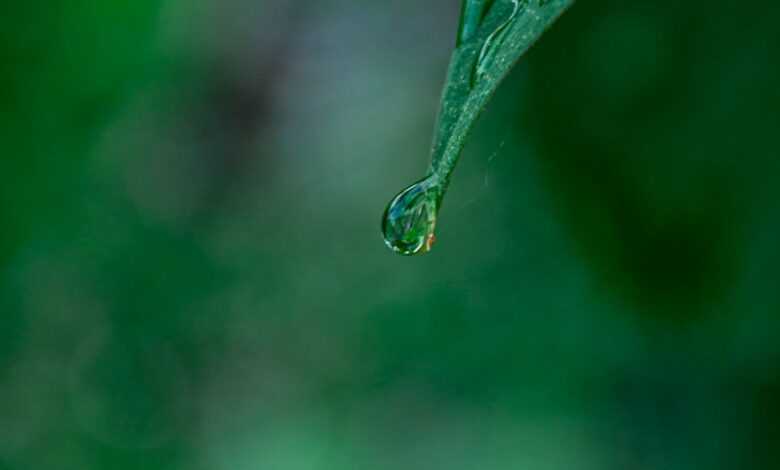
382,0,574,255
432,0,575,187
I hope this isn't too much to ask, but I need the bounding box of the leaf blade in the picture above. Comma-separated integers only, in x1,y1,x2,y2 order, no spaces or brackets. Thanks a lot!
430,0,575,186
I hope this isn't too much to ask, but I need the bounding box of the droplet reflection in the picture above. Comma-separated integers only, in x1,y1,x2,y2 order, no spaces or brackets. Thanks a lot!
381,176,440,256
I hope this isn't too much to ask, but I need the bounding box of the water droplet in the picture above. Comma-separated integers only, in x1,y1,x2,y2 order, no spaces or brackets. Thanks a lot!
471,0,523,87
382,176,440,255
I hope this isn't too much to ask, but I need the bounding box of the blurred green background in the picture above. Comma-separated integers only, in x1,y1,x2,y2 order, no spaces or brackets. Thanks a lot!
2,0,779,468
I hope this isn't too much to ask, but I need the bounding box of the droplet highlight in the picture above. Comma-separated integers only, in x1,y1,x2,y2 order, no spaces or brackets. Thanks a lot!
382,176,440,256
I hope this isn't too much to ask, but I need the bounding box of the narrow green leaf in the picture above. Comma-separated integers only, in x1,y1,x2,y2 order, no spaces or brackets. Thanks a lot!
382,0,575,255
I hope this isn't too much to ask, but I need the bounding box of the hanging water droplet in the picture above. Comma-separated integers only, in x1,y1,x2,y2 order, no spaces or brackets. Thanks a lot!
381,176,440,255
381,0,571,256
471,0,523,87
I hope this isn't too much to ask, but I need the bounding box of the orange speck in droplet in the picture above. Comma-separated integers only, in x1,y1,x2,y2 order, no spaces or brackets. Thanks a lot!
425,233,436,252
